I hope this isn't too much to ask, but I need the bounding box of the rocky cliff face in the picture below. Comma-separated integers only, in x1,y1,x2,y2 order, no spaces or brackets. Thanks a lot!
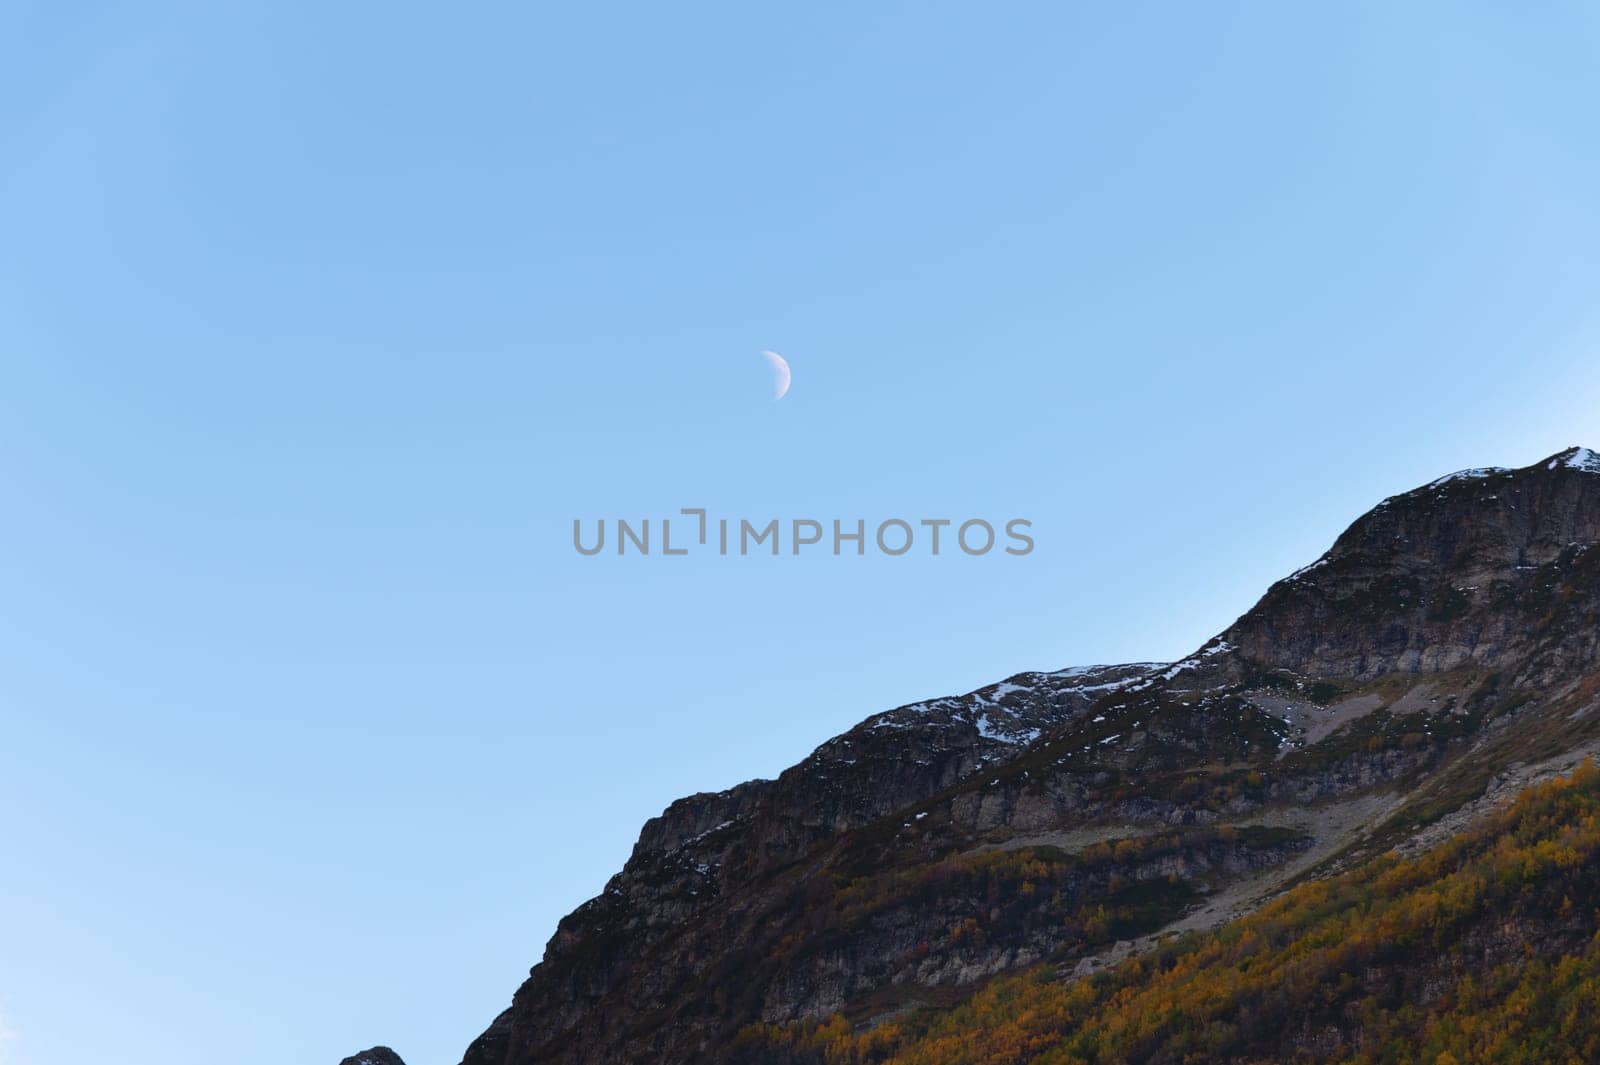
1226,447,1600,683
458,447,1600,1065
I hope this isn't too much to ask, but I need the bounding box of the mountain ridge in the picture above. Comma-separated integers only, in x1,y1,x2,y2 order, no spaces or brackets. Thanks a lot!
451,446,1600,1065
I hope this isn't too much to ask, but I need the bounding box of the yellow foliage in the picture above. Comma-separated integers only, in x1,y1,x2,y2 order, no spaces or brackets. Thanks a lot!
741,762,1600,1065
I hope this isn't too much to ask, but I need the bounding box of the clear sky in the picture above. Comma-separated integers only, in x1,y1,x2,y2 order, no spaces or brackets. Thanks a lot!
4,3,1600,1064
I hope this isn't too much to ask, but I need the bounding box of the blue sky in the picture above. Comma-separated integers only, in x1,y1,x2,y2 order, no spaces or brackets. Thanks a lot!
4,3,1600,1064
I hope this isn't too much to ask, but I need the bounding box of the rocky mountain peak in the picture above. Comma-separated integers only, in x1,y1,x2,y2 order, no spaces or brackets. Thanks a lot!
453,448,1600,1065
1549,445,1600,472
1221,446,1600,682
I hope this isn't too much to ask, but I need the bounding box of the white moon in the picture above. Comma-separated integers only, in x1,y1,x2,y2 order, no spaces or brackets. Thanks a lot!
762,349,791,400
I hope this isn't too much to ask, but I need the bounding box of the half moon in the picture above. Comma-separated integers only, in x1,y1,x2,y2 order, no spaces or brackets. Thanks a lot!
762,350,791,401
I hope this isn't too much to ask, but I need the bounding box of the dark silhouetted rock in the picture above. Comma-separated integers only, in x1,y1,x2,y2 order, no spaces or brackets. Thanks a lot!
340,1048,405,1065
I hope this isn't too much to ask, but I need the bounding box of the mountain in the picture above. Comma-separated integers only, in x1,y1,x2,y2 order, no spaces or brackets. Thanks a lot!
457,447,1600,1065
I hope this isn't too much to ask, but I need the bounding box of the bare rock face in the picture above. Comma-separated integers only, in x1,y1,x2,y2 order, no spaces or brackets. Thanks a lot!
463,662,1168,1064
1225,447,1600,682
339,1049,405,1065
456,447,1600,1065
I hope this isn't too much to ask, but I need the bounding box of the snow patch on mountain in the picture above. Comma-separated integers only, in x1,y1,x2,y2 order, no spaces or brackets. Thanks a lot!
1552,447,1600,474
1288,557,1330,581
1428,466,1509,488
